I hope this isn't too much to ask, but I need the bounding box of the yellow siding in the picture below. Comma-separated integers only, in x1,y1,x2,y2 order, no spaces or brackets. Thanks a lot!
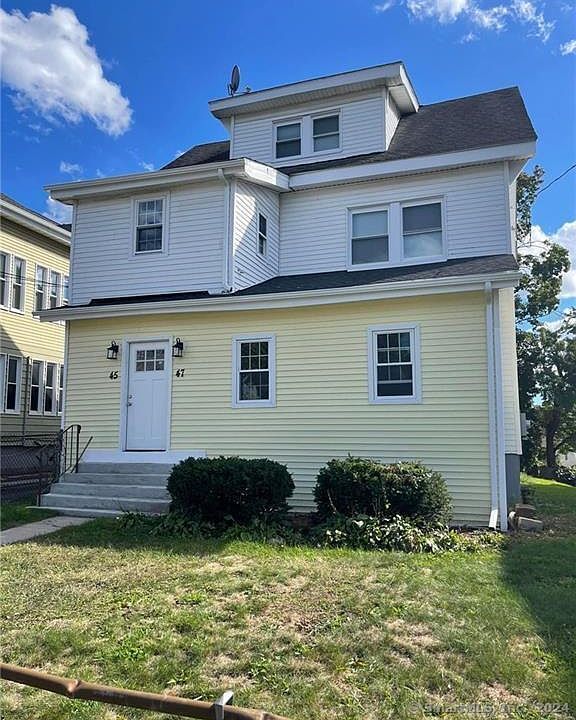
1,219,69,433
66,291,492,525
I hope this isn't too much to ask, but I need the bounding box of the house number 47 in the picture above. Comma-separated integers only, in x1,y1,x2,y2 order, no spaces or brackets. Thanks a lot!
175,369,185,377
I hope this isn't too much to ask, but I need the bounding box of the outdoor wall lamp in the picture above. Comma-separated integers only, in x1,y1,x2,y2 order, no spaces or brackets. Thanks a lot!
172,338,184,358
106,340,119,360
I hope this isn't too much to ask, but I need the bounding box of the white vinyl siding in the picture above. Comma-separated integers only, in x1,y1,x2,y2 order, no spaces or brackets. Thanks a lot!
72,183,226,304
499,287,522,454
385,94,401,147
232,90,385,167
280,163,510,275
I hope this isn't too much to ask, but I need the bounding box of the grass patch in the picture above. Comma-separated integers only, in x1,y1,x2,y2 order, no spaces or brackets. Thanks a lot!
1,497,58,531
0,477,574,719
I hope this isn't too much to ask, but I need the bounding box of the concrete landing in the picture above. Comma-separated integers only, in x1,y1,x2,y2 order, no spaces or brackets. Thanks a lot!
0,516,91,546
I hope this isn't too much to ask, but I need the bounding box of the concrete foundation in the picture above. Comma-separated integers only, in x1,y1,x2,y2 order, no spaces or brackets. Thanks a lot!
505,454,521,507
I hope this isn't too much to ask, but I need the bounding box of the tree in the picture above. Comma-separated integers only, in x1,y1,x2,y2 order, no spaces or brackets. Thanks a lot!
514,167,574,473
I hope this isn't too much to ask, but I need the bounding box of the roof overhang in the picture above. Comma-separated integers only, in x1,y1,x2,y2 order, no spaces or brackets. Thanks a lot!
37,269,521,322
209,62,419,120
289,141,537,190
45,158,290,203
0,196,70,246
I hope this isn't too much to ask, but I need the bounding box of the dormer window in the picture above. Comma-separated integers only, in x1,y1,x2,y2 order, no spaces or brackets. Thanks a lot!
313,114,340,152
135,198,164,253
258,213,268,256
275,122,301,159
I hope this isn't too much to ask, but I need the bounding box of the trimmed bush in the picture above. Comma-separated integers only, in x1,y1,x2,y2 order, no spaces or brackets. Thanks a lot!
167,456,294,525
555,466,576,487
314,457,451,526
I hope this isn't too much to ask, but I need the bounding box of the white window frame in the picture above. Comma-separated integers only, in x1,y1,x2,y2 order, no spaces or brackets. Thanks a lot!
4,354,23,413
132,195,169,256
43,361,58,415
347,204,390,270
232,334,276,408
62,275,70,306
10,256,26,313
49,270,61,309
311,111,341,155
0,355,5,409
58,363,64,415
400,198,446,263
34,265,48,312
0,252,10,309
29,359,44,415
274,120,303,160
257,212,268,257
367,324,422,405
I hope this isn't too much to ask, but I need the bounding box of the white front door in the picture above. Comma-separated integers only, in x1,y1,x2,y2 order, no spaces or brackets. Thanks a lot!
125,341,169,451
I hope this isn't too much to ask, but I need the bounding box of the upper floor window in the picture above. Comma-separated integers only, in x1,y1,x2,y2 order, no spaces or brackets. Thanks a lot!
49,270,60,309
258,213,268,256
275,122,301,159
402,202,443,259
135,198,164,253
368,325,421,404
62,275,70,305
0,253,8,307
11,257,25,312
313,114,340,152
350,209,389,266
232,335,276,408
35,266,47,311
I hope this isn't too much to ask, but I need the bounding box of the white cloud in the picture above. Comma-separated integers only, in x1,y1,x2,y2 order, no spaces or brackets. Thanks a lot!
59,161,83,176
44,197,73,224
374,0,396,11
459,30,479,41
388,0,555,42
524,221,576,298
0,5,132,136
560,38,576,54
140,161,155,172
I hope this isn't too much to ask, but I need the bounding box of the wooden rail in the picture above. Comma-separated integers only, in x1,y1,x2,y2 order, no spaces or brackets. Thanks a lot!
0,663,291,720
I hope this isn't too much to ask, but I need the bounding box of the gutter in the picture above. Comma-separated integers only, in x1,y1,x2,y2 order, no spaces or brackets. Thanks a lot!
37,270,521,322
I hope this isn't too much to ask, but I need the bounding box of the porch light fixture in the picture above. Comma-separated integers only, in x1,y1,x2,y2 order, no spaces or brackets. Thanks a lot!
106,340,119,360
172,338,184,358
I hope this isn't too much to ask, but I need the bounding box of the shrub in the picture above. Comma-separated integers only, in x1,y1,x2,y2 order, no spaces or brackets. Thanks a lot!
555,465,576,487
167,456,294,525
314,457,451,526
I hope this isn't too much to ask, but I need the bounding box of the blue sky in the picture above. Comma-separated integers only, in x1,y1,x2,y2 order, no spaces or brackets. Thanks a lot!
1,0,574,306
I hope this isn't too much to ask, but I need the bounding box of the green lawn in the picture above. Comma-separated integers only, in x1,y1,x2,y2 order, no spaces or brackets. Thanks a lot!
0,476,574,720
0,497,58,531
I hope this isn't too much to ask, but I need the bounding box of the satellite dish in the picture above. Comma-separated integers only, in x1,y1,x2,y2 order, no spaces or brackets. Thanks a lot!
228,65,240,96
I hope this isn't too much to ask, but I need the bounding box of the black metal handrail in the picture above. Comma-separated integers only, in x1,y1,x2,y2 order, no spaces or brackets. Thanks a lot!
60,424,82,475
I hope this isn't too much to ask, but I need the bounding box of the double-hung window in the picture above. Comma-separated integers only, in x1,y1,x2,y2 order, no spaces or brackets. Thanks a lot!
402,202,443,259
30,360,43,413
58,364,64,414
275,122,301,159
49,270,60,308
313,114,340,152
35,266,47,311
258,213,268,256
0,253,9,307
233,335,276,407
4,355,22,412
368,326,421,403
350,208,389,266
44,362,57,414
135,198,164,253
62,275,70,305
11,257,25,311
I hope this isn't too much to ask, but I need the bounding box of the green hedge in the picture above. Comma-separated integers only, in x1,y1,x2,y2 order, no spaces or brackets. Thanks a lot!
314,457,451,526
167,456,294,525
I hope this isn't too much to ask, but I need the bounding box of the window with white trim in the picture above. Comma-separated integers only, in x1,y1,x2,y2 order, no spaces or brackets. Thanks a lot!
368,326,420,403
258,213,268,256
402,202,443,259
49,270,60,308
4,355,22,412
233,336,276,407
30,360,43,413
275,122,301,159
313,114,340,152
58,364,64,414
62,275,70,305
0,253,9,307
350,209,389,265
0,355,5,409
35,266,47,311
11,257,25,311
44,362,57,414
135,198,164,253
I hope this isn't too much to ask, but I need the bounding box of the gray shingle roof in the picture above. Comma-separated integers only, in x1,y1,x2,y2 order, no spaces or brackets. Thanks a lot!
162,87,535,174
82,254,518,308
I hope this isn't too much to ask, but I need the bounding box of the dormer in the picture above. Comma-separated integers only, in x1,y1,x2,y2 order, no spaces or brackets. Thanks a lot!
209,62,418,169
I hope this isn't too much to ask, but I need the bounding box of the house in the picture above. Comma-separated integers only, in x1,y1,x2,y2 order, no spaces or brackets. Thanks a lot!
38,62,536,529
0,194,70,441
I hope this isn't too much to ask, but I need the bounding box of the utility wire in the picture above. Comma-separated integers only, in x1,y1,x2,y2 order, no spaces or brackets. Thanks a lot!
536,162,576,197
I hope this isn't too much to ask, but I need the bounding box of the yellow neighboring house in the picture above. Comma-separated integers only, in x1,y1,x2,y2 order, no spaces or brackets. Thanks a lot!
0,193,70,438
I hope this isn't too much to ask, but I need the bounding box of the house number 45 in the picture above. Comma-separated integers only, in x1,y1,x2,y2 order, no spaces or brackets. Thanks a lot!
175,369,185,377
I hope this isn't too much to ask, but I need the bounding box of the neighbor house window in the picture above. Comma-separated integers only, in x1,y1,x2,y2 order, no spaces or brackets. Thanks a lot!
350,209,389,265
135,198,164,253
11,257,25,311
44,362,57,414
30,360,43,413
402,202,443,259
49,270,60,308
35,266,47,311
58,364,64,414
313,114,340,152
275,122,301,159
0,253,9,307
4,355,22,412
368,326,421,403
233,335,276,407
258,213,268,256
62,275,70,305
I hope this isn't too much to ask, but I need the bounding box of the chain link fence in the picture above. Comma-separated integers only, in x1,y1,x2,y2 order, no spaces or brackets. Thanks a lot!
0,432,61,502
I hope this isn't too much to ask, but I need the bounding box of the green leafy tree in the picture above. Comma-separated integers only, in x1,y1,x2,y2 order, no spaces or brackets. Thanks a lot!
515,167,574,472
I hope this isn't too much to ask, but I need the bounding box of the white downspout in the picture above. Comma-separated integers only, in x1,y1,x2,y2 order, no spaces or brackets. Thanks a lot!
493,288,508,530
217,169,234,292
485,281,499,529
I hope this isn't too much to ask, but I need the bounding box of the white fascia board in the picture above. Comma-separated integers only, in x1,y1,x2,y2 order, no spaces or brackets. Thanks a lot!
209,62,419,118
45,159,288,202
0,199,71,246
288,141,537,190
37,270,521,322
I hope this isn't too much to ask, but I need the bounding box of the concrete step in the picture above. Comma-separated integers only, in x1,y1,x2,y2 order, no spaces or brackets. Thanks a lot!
61,472,169,486
51,483,169,500
30,506,137,519
79,462,174,476
40,493,170,514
